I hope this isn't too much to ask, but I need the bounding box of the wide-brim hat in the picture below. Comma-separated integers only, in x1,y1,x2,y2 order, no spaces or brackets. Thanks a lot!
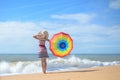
38,30,49,39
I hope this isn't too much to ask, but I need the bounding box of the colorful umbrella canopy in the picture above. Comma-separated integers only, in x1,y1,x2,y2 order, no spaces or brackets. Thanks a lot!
49,32,73,57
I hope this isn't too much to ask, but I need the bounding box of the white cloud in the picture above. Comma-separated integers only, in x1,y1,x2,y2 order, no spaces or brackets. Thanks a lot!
51,13,96,24
40,13,120,44
107,25,120,39
109,0,120,9
0,21,38,40
39,20,120,44
0,21,42,53
0,13,120,53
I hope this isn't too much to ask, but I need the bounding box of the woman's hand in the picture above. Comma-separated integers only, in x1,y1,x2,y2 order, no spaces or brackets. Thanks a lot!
33,35,39,39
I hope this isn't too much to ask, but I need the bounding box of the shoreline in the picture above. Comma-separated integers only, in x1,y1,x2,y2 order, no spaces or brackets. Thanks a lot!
1,65,120,80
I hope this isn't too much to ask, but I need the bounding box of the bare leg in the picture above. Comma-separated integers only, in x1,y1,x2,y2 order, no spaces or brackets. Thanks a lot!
41,58,47,74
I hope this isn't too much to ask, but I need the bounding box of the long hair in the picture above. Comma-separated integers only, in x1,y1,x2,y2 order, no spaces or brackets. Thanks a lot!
44,31,49,39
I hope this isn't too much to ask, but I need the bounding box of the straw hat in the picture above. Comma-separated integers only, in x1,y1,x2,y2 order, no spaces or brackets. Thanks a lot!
38,30,49,39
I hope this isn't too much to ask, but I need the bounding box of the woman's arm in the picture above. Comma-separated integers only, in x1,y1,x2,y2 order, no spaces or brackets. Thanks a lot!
33,35,39,39
33,35,50,41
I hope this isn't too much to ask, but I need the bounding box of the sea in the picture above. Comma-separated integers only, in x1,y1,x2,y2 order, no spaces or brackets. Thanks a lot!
0,54,120,76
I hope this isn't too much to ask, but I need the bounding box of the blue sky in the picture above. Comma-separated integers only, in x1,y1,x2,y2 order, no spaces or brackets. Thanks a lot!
0,0,120,54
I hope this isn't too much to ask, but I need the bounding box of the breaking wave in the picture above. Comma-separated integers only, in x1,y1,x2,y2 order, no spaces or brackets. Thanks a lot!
0,55,120,76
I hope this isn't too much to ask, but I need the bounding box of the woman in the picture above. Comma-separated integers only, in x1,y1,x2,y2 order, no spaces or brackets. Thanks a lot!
33,30,49,74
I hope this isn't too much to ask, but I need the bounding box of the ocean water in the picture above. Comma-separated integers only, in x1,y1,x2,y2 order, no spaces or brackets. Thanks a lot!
0,54,120,76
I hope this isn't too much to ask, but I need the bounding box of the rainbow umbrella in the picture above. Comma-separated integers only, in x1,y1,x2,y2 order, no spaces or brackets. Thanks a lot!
49,32,73,57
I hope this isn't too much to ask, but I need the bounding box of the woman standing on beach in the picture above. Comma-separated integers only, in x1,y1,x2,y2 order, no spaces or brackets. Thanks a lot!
33,30,49,74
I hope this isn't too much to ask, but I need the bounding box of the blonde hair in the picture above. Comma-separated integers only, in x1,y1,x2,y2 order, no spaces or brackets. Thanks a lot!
38,30,49,39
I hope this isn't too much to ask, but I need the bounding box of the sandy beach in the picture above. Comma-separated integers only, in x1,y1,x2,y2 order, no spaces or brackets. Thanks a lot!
1,65,120,80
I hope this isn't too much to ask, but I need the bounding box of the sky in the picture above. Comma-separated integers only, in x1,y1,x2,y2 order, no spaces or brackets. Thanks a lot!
0,0,120,54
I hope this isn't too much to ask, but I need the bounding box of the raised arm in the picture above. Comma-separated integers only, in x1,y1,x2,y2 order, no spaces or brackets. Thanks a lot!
33,35,39,39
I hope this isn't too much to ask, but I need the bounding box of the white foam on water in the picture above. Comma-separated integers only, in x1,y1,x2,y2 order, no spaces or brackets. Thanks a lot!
0,55,120,76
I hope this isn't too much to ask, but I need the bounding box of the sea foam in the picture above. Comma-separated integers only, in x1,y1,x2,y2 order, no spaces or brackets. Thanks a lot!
0,55,120,76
